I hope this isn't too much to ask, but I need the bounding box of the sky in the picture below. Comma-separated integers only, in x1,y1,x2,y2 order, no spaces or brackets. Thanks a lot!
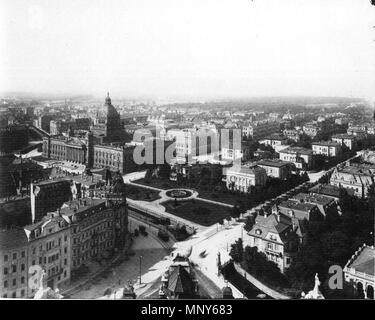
1,0,375,100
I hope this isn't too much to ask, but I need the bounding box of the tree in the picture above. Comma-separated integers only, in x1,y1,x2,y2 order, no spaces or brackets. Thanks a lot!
230,206,241,220
244,215,255,232
158,164,171,179
229,238,243,263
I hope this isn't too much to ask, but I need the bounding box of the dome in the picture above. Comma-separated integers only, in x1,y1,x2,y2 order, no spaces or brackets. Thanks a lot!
105,92,112,105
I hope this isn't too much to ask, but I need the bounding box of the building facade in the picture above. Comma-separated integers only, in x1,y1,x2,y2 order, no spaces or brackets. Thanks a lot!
279,147,314,170
257,159,295,179
343,244,374,299
225,165,267,193
312,141,341,157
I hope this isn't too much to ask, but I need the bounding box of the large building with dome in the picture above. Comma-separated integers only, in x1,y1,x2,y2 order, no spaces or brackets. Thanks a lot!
91,92,125,144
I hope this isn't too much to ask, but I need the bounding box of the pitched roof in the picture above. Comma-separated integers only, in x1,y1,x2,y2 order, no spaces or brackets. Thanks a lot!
347,246,375,276
167,265,196,296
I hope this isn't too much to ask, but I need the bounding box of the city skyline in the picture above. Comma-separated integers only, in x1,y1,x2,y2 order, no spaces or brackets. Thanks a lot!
1,0,375,101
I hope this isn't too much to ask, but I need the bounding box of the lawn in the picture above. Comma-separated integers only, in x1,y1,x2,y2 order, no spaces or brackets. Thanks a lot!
133,177,248,206
125,184,161,202
161,199,231,226
133,178,179,190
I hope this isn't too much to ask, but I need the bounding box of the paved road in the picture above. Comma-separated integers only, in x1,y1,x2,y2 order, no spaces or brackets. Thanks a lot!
69,216,172,299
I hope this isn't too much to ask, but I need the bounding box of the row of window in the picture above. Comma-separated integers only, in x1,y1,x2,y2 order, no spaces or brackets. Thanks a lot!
3,289,25,298
3,251,26,262
3,264,26,275
3,276,26,288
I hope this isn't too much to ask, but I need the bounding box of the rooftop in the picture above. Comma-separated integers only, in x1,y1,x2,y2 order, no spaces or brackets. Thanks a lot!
0,228,28,251
279,199,317,212
257,159,294,168
312,141,341,147
279,146,313,155
346,245,375,276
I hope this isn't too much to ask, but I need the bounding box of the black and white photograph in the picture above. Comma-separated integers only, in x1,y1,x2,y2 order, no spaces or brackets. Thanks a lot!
0,0,374,309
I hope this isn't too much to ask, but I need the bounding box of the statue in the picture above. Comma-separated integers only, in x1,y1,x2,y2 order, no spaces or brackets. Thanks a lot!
34,269,64,299
301,273,325,299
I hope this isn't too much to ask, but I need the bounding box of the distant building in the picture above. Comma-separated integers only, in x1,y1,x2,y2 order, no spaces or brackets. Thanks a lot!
242,121,280,140
257,159,295,180
330,165,375,198
343,244,374,299
42,132,138,174
224,165,267,193
37,115,54,133
332,134,357,150
303,122,321,138
259,134,288,148
311,141,341,157
279,147,314,170
30,179,72,223
90,93,125,143
283,129,301,142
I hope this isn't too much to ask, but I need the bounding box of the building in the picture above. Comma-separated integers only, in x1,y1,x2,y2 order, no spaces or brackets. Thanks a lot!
308,183,347,201
30,179,73,223
242,120,280,140
90,93,125,143
312,141,341,157
279,147,314,170
92,144,136,174
332,134,357,150
277,200,322,221
43,135,88,164
343,244,374,299
0,229,29,298
302,122,321,138
224,165,267,193
37,115,54,133
169,126,219,159
259,134,288,148
246,211,304,272
292,193,337,217
24,212,72,296
359,149,375,164
42,132,138,174
60,193,128,273
257,159,295,179
330,165,375,198
159,254,199,299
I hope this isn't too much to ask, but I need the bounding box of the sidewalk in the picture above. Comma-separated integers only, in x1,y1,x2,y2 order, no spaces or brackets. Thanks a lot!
62,235,133,298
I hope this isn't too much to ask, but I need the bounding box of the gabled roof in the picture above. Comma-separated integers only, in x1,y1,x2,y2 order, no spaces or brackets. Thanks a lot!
167,265,196,295
346,245,375,276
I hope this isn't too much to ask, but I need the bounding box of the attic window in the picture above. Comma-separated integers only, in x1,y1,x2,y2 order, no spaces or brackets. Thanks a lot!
255,229,262,235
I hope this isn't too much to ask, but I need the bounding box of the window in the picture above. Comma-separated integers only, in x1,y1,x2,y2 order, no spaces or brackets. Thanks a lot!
12,265,16,273
21,251,25,258
4,254,8,262
4,280,8,288
4,267,8,275
21,277,25,284
21,289,25,297
12,253,17,260
12,279,16,286
12,292,16,298
3,294,7,298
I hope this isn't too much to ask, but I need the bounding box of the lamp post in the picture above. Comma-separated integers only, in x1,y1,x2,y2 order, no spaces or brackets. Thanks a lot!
139,255,143,284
